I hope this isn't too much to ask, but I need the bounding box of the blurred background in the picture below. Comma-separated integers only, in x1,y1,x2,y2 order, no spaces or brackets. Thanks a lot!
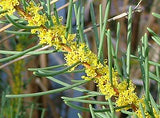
0,0,160,118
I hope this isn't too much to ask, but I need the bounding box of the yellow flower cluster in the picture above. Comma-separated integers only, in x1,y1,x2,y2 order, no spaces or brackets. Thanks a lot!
65,43,100,71
116,81,138,108
4,1,159,117
26,2,76,50
135,97,160,118
37,26,76,49
97,73,118,100
0,0,19,17
26,2,47,33
64,41,149,114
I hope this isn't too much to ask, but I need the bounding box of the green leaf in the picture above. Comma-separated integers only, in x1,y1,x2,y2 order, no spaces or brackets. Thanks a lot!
149,61,160,67
0,45,41,63
115,22,120,58
62,97,110,105
65,0,73,38
0,10,8,15
0,49,56,55
15,98,22,118
98,0,111,62
95,113,107,118
5,30,33,35
64,69,85,74
39,0,48,13
90,3,99,50
149,72,160,83
121,110,135,115
47,77,102,95
89,104,96,118
21,0,28,11
144,34,149,101
33,61,81,76
126,6,132,79
29,104,34,118
53,3,60,24
5,15,40,29
106,30,113,85
40,109,46,118
71,94,99,99
149,93,159,113
139,103,146,118
156,66,160,107
147,27,160,46
74,5,85,43
47,0,54,27
152,12,160,19
77,113,82,118
65,101,129,112
108,99,115,118
5,79,88,98
102,106,112,117
111,22,123,81
28,64,66,71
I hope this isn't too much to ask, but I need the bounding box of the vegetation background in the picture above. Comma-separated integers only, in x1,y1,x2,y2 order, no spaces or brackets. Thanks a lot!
0,0,160,118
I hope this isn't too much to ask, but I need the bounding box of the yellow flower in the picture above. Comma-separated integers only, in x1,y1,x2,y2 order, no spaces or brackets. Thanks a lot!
134,97,160,118
115,80,138,110
97,75,116,99
116,89,138,110
0,0,19,17
52,16,63,25
85,66,97,77
25,2,76,49
64,51,80,70
98,79,116,100
37,21,75,49
135,107,160,118
26,2,47,33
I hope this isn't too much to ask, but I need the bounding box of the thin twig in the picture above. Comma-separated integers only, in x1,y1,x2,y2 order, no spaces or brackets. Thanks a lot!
0,24,13,33
57,0,77,11
84,4,143,33
134,0,142,10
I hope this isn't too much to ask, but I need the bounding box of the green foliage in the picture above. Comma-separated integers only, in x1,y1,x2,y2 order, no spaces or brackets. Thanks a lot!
0,0,160,118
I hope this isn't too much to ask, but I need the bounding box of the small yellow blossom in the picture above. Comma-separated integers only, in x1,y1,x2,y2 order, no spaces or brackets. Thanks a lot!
97,75,116,99
134,97,160,118
0,0,19,17
85,67,97,77
64,51,80,70
116,89,138,110
51,15,63,25
115,80,138,110
135,107,160,118
98,79,116,99
26,2,47,33
117,80,135,93
37,24,75,49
